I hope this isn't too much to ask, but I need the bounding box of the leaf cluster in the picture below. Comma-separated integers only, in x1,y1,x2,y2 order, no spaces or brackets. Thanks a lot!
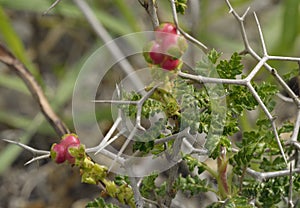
140,173,167,199
174,0,188,14
86,197,119,208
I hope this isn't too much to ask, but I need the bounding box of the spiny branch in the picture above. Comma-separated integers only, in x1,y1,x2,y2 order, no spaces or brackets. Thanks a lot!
170,0,208,52
139,0,160,28
43,0,62,15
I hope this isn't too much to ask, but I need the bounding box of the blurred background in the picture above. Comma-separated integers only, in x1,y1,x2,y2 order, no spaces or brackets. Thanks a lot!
0,0,299,207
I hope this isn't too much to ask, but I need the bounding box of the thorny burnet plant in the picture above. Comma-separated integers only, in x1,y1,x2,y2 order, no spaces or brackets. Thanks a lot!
1,0,300,208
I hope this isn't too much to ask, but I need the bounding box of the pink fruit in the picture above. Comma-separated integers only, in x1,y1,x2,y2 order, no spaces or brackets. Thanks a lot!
158,23,177,34
160,57,180,71
60,134,80,147
143,23,187,71
155,23,177,41
50,134,81,164
149,42,165,64
51,143,66,164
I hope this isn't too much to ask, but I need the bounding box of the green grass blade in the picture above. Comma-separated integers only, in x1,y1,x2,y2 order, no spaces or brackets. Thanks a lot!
281,0,299,52
0,5,40,78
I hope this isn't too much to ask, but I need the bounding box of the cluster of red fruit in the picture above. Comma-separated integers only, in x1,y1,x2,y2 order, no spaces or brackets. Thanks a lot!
50,134,80,164
143,23,187,71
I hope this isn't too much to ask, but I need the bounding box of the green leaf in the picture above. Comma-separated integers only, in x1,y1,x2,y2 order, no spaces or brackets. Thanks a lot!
278,122,294,135
86,197,119,208
140,172,158,198
155,182,167,196
259,157,286,172
0,5,39,78
174,0,188,14
174,174,209,196
216,52,243,79
114,175,130,186
207,196,254,208
208,48,222,64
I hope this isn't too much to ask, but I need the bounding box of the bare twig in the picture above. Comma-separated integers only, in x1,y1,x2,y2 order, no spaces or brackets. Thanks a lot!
179,57,288,162
86,116,123,154
225,0,300,106
93,83,161,132
139,0,160,28
291,110,300,142
164,164,179,206
96,84,161,171
178,71,245,85
43,0,62,15
0,43,69,136
253,12,267,56
170,0,208,51
288,163,294,208
277,93,294,103
2,139,50,165
246,167,300,181
128,176,144,208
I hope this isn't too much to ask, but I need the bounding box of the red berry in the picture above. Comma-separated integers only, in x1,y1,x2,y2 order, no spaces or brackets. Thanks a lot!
50,134,81,164
60,134,80,147
155,23,177,35
155,23,177,42
160,57,180,71
155,23,178,45
149,42,165,64
51,143,66,164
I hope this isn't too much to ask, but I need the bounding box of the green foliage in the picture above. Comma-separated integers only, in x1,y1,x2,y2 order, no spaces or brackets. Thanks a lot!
86,197,119,208
140,173,158,198
174,174,209,196
183,154,212,175
227,117,298,207
133,119,166,154
207,196,254,208
259,157,286,172
241,174,300,207
216,52,243,79
140,173,167,199
114,175,131,186
230,117,287,177
2,0,298,207
69,145,135,207
174,0,188,14
254,82,278,111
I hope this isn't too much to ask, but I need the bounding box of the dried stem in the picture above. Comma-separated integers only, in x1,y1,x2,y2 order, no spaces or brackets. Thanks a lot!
43,0,62,15
288,163,294,208
246,167,300,181
170,0,208,52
